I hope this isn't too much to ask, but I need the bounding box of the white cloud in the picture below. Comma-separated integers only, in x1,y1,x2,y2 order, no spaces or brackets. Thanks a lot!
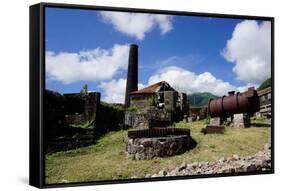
148,66,238,96
100,11,173,40
99,66,257,103
99,78,127,103
46,44,129,84
222,20,271,85
236,83,257,93
99,78,145,103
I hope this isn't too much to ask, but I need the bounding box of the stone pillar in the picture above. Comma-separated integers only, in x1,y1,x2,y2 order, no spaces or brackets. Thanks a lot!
164,91,177,121
183,115,188,122
210,117,222,126
180,93,189,118
187,117,193,123
226,116,233,122
85,92,100,122
233,113,250,128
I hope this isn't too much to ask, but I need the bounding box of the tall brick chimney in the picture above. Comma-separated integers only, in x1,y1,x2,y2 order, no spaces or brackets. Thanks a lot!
125,44,138,107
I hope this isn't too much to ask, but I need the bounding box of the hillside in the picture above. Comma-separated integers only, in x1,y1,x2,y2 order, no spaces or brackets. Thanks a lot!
188,92,219,107
257,78,271,91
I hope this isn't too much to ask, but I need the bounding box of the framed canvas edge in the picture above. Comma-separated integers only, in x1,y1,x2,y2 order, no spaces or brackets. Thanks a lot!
30,3,44,188
29,2,275,189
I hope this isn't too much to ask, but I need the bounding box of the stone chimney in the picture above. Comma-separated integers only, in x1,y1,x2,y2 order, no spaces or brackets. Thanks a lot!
125,44,138,107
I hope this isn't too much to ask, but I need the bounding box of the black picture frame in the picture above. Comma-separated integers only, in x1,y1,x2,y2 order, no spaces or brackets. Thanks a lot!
30,2,274,188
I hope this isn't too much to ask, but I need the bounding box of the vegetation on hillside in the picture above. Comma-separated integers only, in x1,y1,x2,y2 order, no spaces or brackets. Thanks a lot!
188,92,218,107
257,78,271,91
127,105,145,111
96,102,125,132
70,120,95,129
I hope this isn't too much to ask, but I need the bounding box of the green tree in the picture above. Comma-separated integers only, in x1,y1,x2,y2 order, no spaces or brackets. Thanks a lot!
80,84,88,95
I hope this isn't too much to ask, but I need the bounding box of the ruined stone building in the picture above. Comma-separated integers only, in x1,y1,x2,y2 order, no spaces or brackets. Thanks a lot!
257,87,271,117
189,106,207,120
45,90,100,132
123,44,189,129
125,81,189,129
44,90,101,152
129,81,189,118
63,92,101,125
45,89,127,152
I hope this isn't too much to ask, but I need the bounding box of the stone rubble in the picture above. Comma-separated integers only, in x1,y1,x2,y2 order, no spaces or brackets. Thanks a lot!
140,143,271,178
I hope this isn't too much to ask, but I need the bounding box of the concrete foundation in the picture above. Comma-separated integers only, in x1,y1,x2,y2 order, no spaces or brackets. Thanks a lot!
233,113,250,128
210,117,222,126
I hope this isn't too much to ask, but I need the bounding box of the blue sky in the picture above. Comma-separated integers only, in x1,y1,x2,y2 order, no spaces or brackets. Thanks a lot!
45,7,271,103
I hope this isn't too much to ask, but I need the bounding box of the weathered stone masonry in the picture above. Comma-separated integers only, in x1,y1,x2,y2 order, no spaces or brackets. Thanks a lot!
126,135,191,160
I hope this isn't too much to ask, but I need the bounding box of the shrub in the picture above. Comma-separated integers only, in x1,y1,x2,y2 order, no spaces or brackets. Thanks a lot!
70,120,95,129
205,115,210,125
127,105,144,111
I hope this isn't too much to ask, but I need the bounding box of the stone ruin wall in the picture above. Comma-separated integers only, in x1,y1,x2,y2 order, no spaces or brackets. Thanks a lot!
129,94,155,108
45,90,101,153
64,114,88,126
124,109,172,129
127,91,189,128
64,92,101,126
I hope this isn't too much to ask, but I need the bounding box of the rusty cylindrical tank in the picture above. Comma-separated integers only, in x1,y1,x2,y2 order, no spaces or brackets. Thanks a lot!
208,87,260,118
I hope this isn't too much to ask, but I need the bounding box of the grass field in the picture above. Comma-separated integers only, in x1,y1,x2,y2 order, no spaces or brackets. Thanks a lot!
45,118,271,184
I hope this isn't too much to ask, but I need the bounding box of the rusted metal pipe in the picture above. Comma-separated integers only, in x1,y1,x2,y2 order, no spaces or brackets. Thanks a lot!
208,87,260,117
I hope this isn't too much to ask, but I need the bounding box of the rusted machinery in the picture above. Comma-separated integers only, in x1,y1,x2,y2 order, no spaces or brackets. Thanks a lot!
201,125,225,134
207,87,260,118
128,128,190,139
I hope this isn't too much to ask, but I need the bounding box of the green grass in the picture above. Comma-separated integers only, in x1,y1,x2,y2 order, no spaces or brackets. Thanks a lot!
126,105,145,111
45,118,271,184
70,120,94,129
